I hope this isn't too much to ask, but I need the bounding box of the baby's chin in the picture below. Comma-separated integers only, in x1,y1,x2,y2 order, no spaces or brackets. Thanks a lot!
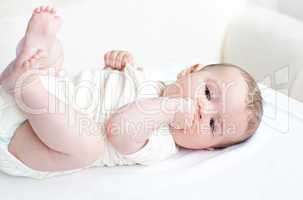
176,140,214,150
170,127,215,150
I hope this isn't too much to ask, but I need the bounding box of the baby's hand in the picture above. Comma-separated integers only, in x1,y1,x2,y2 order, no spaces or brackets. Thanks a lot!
104,50,135,71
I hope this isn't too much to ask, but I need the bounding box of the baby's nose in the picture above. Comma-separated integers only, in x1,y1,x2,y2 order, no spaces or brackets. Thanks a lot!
198,98,216,114
197,104,203,120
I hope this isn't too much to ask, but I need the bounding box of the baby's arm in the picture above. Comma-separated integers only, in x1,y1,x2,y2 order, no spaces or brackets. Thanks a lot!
104,50,197,154
106,97,197,154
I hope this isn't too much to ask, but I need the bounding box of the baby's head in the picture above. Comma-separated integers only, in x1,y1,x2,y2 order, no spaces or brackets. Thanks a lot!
164,63,263,150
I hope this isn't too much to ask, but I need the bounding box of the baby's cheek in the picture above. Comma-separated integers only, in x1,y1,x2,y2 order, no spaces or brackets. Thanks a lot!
192,122,212,136
222,121,237,136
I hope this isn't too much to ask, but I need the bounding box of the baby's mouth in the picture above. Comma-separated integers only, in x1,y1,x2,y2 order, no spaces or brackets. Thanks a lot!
190,103,202,130
198,103,203,120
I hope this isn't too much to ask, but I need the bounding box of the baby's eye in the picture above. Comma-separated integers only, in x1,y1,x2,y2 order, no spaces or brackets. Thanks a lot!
209,118,215,133
205,85,211,101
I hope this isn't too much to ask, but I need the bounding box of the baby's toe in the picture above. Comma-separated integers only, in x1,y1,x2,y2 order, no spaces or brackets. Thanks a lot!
32,54,39,60
34,7,41,13
45,6,52,12
29,58,36,65
41,6,48,12
22,60,30,69
50,7,56,14
36,49,47,57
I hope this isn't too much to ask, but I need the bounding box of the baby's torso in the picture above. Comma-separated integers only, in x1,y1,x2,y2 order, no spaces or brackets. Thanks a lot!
40,65,172,167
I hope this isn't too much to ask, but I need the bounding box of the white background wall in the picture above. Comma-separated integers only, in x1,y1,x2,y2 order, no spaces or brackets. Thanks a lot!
278,0,303,21
250,0,303,21
249,0,278,9
2,0,303,22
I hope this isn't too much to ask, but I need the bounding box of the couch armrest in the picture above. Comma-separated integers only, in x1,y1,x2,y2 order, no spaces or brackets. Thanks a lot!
222,6,303,102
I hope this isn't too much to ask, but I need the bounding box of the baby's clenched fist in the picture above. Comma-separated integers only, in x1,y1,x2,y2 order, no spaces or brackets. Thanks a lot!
104,50,135,71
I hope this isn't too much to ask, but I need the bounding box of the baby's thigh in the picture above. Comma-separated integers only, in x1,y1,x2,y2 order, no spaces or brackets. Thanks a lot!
8,122,96,172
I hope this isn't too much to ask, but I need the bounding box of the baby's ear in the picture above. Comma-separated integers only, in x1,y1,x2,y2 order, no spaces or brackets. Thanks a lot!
177,64,205,79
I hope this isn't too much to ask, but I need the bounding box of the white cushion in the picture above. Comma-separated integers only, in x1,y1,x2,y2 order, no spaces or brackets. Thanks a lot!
223,6,303,102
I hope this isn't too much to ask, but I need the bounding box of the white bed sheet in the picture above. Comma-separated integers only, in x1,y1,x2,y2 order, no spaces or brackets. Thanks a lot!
1,85,303,200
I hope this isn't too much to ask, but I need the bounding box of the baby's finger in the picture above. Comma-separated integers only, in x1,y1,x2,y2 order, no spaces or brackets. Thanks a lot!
115,51,125,69
121,53,128,68
104,52,111,67
109,51,118,68
177,67,192,79
184,67,193,75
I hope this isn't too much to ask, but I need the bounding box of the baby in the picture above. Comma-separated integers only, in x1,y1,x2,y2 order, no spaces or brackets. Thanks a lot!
0,6,263,179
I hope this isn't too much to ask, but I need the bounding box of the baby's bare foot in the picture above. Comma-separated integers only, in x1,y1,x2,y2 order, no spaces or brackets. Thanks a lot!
22,49,47,69
0,49,47,94
0,6,63,94
16,6,61,69
24,6,60,47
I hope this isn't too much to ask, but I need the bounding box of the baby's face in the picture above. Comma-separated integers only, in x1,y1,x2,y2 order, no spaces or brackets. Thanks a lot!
169,65,248,149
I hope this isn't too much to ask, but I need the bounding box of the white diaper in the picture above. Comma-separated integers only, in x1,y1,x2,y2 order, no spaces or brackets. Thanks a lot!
0,87,27,175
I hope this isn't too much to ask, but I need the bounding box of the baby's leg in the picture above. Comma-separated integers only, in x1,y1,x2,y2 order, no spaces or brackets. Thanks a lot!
0,6,63,91
9,121,101,171
7,55,104,171
14,61,104,170
2,7,104,171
